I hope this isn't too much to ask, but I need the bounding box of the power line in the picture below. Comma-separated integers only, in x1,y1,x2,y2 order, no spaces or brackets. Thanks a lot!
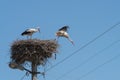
77,53,120,80
20,73,28,80
46,22,120,71
55,40,120,80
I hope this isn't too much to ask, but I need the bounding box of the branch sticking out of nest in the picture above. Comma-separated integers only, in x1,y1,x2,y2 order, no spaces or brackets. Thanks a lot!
10,39,59,65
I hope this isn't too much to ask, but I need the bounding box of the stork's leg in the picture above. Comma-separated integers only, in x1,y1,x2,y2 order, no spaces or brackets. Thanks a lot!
43,66,46,79
27,36,29,39
30,35,32,39
55,53,56,59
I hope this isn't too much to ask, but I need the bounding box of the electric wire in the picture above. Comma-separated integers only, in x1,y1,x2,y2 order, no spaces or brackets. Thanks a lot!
20,73,27,80
46,22,120,72
55,39,120,80
77,53,120,80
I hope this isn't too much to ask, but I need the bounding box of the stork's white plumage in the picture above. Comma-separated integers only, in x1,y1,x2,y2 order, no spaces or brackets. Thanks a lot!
21,27,40,39
55,26,74,45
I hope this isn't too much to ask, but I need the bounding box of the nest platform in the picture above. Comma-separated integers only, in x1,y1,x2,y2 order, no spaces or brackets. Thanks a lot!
10,39,59,65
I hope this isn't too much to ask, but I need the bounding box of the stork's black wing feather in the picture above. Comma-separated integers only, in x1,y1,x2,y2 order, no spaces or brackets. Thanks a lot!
58,26,69,31
21,31,31,35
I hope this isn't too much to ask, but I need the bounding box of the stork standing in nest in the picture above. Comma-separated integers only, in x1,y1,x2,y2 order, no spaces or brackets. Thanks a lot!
55,26,74,45
21,27,40,39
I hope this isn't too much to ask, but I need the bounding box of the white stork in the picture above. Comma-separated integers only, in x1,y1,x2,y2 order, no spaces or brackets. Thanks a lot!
21,27,40,39
55,26,74,45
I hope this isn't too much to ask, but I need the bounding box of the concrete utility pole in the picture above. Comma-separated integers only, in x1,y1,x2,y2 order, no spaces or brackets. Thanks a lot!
32,62,37,80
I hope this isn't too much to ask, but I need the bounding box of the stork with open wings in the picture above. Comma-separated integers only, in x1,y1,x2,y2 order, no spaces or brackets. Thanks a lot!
55,26,74,45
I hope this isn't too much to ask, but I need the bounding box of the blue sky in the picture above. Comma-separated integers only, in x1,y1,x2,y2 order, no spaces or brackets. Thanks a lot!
0,0,120,80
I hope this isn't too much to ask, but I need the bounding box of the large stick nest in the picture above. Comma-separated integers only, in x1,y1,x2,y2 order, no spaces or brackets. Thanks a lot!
10,39,59,65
